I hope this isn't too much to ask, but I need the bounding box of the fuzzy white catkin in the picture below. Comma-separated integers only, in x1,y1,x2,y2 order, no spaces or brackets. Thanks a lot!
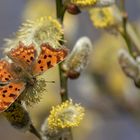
118,49,139,79
63,36,92,73
96,0,115,7
73,37,92,70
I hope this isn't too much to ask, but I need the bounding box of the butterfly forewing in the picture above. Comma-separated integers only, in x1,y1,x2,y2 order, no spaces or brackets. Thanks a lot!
32,44,68,75
7,42,37,70
0,82,25,112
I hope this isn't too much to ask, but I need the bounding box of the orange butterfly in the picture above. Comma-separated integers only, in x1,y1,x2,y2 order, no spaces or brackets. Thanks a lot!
0,42,68,112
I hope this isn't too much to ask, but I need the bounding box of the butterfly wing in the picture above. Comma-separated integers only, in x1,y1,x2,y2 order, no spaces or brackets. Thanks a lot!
32,44,68,75
0,59,26,112
0,43,67,112
7,42,37,70
0,81,25,112
0,60,15,84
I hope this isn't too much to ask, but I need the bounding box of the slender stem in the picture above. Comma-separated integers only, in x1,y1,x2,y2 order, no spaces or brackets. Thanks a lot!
126,23,140,50
29,124,42,140
56,0,66,23
56,0,73,140
56,0,62,19
56,0,69,102
59,65,69,102
120,0,133,56
117,1,140,58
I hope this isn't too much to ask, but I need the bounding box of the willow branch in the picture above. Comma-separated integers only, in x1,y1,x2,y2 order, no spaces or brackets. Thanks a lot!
119,0,134,56
56,0,73,140
29,124,42,140
126,23,140,50
56,0,69,102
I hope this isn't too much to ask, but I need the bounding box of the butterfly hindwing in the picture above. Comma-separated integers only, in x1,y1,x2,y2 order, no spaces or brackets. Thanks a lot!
0,60,14,84
0,82,25,112
33,44,68,75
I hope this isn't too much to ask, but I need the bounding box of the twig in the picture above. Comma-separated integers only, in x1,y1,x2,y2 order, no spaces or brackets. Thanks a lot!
56,0,66,23
56,0,69,102
120,0,133,56
126,23,140,50
59,66,69,102
56,0,73,139
29,124,42,140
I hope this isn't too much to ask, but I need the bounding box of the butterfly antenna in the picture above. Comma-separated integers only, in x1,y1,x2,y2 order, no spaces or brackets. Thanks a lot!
45,80,55,83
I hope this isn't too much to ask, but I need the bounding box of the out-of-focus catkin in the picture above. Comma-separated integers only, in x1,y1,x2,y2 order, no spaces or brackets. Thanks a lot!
62,37,92,79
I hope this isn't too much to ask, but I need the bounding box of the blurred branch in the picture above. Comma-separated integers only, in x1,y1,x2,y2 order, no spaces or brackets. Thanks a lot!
56,0,69,102
126,23,140,51
119,0,133,56
119,0,140,58
56,1,68,102
56,0,66,23
29,124,42,140
56,0,73,139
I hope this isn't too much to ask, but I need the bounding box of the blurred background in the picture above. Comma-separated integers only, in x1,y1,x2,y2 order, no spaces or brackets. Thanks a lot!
0,0,140,140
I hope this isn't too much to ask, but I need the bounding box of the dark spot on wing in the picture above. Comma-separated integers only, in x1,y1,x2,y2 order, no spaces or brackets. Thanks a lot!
5,78,9,81
2,94,5,97
30,56,33,60
26,59,30,62
47,61,51,66
38,60,41,64
3,90,7,93
40,66,44,71
44,55,47,59
15,88,18,91
9,85,13,88
9,94,16,98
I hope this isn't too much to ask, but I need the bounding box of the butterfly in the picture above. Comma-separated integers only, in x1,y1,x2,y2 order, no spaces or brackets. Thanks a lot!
0,42,68,112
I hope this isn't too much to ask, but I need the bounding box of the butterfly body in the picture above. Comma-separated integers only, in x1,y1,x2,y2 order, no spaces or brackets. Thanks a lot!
0,42,67,112
11,64,36,86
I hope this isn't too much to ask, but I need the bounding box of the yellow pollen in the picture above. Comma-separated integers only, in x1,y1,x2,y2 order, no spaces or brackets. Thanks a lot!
47,100,85,130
